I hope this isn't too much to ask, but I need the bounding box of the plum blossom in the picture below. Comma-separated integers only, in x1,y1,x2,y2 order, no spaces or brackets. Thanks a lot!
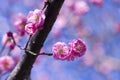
52,42,70,60
69,39,86,57
2,32,19,49
27,9,41,24
74,1,89,15
14,13,27,36
52,39,86,61
65,0,89,15
25,23,37,35
25,9,45,35
0,56,15,71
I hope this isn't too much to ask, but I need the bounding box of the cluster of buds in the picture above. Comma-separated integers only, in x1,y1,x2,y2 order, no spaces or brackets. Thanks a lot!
52,39,86,61
25,9,45,35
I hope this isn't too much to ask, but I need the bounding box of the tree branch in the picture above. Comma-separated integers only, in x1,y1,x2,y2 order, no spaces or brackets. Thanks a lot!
6,0,65,80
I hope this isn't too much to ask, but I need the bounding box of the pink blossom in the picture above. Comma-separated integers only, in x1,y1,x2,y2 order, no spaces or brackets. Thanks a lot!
25,23,37,35
98,60,114,75
51,15,66,36
25,9,45,35
14,13,26,29
52,42,70,60
65,0,74,10
74,1,89,15
0,56,15,71
68,39,86,60
52,39,86,61
2,32,19,47
14,20,26,36
14,13,26,36
27,9,45,28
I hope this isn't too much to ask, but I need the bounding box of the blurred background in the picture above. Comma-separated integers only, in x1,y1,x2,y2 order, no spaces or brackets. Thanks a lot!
0,0,120,80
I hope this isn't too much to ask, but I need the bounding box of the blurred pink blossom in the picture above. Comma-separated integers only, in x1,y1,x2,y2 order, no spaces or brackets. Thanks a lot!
65,0,74,10
65,0,89,15
51,15,66,36
74,1,89,15
0,56,15,72
52,42,70,60
89,0,103,6
82,53,95,66
14,13,27,36
2,32,19,47
97,60,114,75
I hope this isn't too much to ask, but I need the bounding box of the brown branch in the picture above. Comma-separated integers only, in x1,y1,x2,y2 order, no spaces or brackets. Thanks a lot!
6,0,65,80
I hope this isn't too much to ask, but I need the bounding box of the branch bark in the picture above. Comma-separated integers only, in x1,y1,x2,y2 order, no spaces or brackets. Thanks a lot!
7,0,65,80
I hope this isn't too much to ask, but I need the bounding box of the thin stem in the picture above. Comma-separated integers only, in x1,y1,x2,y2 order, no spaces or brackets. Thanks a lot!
42,0,49,11
16,45,24,50
39,52,53,56
10,34,32,50
0,44,6,56
24,35,32,50
0,40,8,56
7,49,12,56
11,36,16,45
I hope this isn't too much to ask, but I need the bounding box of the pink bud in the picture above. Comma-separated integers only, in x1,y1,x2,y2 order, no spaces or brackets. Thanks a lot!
7,31,13,37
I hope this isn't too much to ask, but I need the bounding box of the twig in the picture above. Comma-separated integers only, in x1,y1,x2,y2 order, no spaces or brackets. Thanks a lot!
0,44,6,56
39,52,53,56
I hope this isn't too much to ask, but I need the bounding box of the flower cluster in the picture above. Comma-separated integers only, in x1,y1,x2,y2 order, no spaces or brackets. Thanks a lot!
52,39,86,61
25,9,45,35
0,56,15,72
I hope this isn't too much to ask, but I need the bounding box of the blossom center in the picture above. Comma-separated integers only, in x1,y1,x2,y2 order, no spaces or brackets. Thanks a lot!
58,49,64,54
76,45,82,51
